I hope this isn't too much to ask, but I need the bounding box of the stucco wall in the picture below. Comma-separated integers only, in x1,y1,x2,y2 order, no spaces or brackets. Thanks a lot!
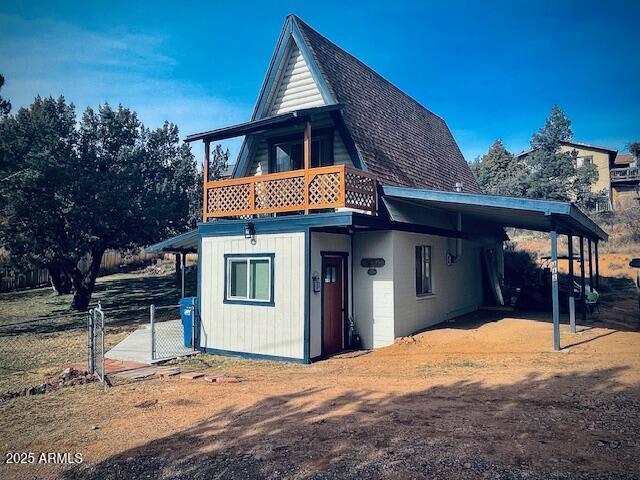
559,145,611,193
391,231,484,338
199,232,305,359
353,231,395,349
352,230,485,349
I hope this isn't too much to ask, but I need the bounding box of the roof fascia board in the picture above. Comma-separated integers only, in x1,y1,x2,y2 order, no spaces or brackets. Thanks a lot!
290,18,336,106
383,186,606,240
145,230,198,253
383,186,571,215
567,205,608,241
252,18,294,121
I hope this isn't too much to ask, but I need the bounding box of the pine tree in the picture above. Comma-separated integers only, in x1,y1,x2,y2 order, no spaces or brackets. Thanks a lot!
524,105,577,201
470,140,527,196
0,98,198,309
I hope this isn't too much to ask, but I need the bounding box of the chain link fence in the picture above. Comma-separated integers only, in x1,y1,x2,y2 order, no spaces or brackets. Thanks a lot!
0,307,146,393
0,302,196,392
0,312,89,392
151,304,194,361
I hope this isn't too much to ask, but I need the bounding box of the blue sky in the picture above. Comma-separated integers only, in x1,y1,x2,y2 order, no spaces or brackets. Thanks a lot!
1,0,638,163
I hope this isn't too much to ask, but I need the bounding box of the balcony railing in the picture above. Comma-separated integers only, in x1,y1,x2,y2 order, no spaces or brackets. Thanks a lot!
203,165,377,220
611,166,640,182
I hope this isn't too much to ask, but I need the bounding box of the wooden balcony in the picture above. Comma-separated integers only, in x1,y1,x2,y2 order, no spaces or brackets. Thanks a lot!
203,165,377,220
611,166,640,183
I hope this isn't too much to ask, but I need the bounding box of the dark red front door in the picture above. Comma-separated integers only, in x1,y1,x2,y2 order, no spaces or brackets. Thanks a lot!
323,256,344,355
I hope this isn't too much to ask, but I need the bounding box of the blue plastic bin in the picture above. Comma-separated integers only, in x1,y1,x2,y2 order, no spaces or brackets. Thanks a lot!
179,297,196,348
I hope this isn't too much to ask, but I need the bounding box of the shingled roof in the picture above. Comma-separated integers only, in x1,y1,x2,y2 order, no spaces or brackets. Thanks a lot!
293,16,480,193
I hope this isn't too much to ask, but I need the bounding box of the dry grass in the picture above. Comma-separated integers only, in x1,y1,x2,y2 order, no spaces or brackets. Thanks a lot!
1,313,640,479
0,270,192,393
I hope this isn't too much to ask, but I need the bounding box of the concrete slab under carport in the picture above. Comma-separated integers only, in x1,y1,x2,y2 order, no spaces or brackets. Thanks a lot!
381,186,609,352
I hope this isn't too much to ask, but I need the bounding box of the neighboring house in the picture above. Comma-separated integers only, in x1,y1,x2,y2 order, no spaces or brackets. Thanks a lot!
148,16,606,362
516,141,617,211
610,153,640,210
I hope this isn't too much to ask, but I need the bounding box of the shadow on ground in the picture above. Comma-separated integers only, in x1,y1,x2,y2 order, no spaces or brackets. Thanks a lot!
63,368,640,480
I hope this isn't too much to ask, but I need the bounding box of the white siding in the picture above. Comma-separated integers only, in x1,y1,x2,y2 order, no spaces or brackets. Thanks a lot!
353,231,395,349
269,44,325,116
199,233,305,359
309,232,352,359
391,231,483,338
333,131,352,166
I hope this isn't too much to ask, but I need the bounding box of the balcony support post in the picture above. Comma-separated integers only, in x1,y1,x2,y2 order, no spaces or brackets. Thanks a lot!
202,140,210,222
303,121,311,213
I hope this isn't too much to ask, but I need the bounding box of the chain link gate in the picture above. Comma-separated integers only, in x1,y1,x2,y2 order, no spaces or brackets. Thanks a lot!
87,302,107,384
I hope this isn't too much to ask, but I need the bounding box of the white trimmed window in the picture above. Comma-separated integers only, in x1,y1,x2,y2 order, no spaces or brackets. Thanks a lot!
576,156,593,168
415,246,433,296
225,255,273,304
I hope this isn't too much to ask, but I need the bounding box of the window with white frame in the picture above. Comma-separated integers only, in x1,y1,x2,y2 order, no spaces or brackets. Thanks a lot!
225,255,274,304
576,156,593,168
415,245,433,296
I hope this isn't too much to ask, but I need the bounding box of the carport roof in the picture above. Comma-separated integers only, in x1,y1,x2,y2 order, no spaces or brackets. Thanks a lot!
145,229,199,254
382,186,608,241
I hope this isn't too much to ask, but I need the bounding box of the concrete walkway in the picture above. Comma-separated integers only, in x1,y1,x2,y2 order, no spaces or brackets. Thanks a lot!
106,320,195,364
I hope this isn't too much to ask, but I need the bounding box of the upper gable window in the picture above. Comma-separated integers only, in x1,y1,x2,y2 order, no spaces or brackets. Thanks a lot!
576,156,593,168
268,130,333,173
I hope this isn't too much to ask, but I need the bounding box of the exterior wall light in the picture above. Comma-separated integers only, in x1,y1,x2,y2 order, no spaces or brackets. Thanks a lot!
312,271,321,293
244,223,256,245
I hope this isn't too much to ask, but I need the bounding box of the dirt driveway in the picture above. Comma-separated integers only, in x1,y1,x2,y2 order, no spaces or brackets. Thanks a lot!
1,312,639,479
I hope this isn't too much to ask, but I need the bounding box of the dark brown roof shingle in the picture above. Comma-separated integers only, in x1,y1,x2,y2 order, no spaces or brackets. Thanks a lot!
294,17,480,193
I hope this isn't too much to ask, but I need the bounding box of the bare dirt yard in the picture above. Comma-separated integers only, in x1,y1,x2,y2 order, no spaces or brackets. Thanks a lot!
1,310,639,480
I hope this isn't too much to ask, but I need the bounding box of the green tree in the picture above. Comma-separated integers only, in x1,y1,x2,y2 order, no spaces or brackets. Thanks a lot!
470,140,527,196
524,105,597,207
0,98,197,309
524,105,577,201
0,74,10,116
0,96,78,294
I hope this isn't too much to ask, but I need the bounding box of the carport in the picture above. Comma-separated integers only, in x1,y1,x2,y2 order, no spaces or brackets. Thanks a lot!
382,186,609,351
146,229,199,298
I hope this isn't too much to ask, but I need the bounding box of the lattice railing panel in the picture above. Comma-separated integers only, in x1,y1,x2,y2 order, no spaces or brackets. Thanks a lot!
204,166,377,218
207,183,251,214
344,169,377,212
308,172,341,207
255,176,305,210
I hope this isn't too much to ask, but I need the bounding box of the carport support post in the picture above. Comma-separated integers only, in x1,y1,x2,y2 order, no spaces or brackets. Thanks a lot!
551,227,560,351
587,239,593,290
568,234,576,334
180,252,186,298
579,237,587,324
594,241,600,291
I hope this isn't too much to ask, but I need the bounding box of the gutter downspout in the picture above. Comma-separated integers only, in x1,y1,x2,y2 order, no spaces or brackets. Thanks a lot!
456,212,463,260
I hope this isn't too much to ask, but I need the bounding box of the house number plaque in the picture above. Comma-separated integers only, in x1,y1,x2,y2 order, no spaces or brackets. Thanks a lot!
360,258,385,268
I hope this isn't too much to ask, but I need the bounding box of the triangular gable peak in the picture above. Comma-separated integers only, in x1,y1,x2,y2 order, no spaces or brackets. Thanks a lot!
253,16,336,120
234,15,341,177
267,43,323,115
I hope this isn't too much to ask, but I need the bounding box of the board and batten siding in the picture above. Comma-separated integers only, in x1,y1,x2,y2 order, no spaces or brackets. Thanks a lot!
268,43,324,116
391,231,483,338
199,233,305,360
309,232,352,359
